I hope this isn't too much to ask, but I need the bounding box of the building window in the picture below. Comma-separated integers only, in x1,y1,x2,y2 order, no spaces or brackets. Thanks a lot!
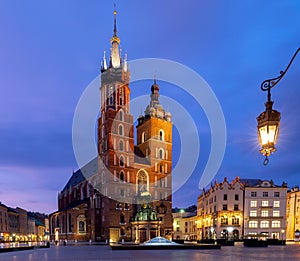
234,204,239,211
223,204,228,210
250,201,257,208
272,221,281,228
159,164,163,173
119,172,125,182
119,125,123,136
232,217,239,225
223,194,227,201
250,210,257,217
159,130,164,141
251,192,257,197
235,194,239,201
79,221,85,232
119,140,124,151
263,192,268,197
274,201,280,208
261,210,268,217
120,156,125,167
77,215,86,234
68,213,72,233
273,210,280,217
262,201,269,207
260,221,269,228
119,110,123,121
141,132,146,143
120,213,125,224
249,221,258,228
274,192,280,198
137,170,148,194
159,149,164,160
221,216,228,225
120,189,125,197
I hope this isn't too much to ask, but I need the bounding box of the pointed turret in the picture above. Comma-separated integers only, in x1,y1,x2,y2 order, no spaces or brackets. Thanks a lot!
110,6,121,68
101,51,108,72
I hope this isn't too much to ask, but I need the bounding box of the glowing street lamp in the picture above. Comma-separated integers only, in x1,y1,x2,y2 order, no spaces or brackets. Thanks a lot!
257,48,300,165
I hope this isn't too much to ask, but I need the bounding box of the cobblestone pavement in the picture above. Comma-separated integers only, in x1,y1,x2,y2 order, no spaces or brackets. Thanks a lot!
0,243,300,261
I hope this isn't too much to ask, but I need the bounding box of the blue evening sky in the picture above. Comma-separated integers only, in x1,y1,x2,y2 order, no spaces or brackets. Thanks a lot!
0,1,300,213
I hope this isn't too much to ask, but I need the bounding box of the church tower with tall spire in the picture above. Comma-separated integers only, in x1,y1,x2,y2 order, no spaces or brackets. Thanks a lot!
97,7,173,242
50,6,173,244
98,6,135,241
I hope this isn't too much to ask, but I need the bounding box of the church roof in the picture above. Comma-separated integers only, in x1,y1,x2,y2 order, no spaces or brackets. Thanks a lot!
62,157,98,192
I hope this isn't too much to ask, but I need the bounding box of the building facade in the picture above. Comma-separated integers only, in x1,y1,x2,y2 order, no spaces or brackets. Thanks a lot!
286,186,300,241
0,203,8,242
0,202,48,243
197,177,244,240
243,179,287,240
50,8,173,243
172,207,198,241
194,177,287,241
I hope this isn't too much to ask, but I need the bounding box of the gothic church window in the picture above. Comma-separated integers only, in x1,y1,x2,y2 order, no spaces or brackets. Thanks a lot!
119,110,123,121
120,171,125,182
120,156,125,167
119,140,124,151
119,125,123,136
137,170,148,193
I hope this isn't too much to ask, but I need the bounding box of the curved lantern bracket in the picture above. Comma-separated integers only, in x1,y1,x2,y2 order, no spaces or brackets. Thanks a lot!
257,47,300,165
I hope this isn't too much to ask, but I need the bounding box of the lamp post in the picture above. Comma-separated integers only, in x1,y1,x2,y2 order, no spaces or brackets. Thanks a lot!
257,48,300,165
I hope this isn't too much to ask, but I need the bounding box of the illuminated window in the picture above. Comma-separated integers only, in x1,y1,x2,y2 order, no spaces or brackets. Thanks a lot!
273,210,280,217
260,221,269,228
249,221,258,228
232,216,239,225
221,216,228,225
274,201,280,208
272,221,280,228
250,210,257,217
250,201,257,208
262,201,269,207
261,210,268,217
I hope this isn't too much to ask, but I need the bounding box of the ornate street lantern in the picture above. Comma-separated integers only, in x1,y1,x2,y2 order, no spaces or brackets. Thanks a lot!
257,100,281,163
257,47,299,165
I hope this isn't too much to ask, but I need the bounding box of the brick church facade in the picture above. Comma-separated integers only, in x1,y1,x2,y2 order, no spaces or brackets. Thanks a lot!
50,8,173,243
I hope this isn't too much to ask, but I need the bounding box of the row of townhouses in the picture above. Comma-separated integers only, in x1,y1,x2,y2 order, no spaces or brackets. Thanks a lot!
0,202,49,243
173,177,300,242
